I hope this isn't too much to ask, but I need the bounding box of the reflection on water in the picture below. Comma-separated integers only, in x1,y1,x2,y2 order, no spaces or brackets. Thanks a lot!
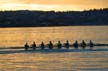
0,26,108,47
0,26,108,71
0,47,108,71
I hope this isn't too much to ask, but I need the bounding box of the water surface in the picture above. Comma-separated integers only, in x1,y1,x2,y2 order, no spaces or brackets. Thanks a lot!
0,47,108,71
0,26,108,47
0,26,108,71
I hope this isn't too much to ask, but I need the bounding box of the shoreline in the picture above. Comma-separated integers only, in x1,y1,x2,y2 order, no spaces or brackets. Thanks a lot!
0,25,108,28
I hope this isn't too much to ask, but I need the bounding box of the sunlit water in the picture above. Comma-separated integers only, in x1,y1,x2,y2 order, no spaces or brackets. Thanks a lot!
0,47,108,71
0,26,108,47
0,26,108,71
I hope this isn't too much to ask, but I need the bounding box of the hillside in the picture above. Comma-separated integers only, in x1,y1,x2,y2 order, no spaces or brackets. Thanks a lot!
0,8,108,27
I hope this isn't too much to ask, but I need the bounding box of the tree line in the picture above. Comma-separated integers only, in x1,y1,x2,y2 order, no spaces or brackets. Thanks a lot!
0,8,108,27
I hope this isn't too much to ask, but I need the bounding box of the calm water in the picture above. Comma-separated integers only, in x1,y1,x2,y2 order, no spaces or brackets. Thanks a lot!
0,26,108,47
0,47,108,71
0,26,108,71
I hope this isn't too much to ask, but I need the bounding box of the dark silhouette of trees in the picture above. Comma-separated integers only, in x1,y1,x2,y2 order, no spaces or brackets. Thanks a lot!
0,8,108,27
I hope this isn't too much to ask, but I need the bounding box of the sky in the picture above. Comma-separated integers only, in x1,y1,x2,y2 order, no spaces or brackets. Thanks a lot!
0,0,108,11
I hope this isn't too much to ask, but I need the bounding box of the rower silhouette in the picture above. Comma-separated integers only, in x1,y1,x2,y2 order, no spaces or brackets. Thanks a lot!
31,42,36,50
73,40,78,49
24,43,29,50
57,41,62,49
81,40,86,49
40,42,45,50
48,41,53,49
65,40,69,49
89,40,94,50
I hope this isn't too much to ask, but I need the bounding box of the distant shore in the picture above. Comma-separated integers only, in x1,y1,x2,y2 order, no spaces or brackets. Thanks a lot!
0,25,108,28
0,8,108,27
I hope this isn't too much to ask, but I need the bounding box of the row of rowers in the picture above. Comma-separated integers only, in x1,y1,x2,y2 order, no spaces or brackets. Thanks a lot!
24,40,94,50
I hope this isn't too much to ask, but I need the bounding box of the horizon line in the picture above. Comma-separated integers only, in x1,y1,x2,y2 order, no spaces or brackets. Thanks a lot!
0,8,108,12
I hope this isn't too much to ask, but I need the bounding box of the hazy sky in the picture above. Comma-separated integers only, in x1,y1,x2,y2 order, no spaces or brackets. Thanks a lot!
0,0,108,11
